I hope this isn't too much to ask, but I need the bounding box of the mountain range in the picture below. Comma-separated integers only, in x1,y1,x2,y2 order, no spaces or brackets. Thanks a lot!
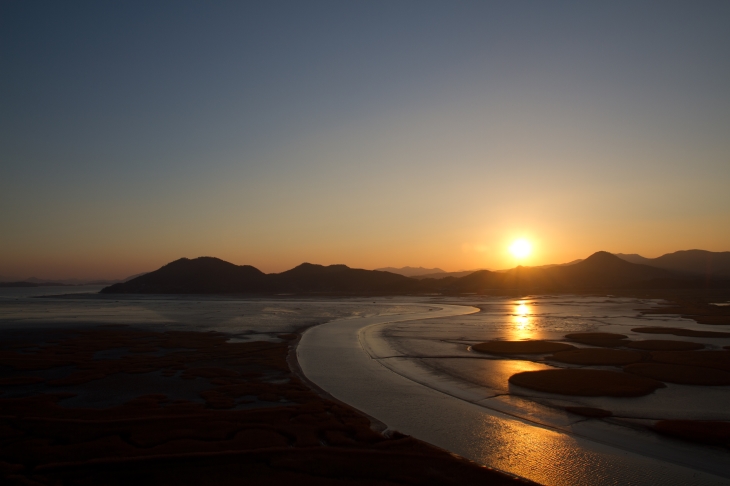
411,270,484,280
7,250,726,289
444,251,672,292
614,250,730,277
381,267,487,280
101,250,730,295
375,266,447,277
101,258,420,294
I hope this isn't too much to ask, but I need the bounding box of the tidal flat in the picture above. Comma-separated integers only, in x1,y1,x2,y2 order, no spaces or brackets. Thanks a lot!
0,288,523,485
306,295,730,485
1,288,729,485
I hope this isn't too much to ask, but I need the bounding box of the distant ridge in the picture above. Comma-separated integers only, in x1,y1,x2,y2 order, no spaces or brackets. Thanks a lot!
375,266,446,277
411,270,484,280
101,258,419,294
615,250,730,277
101,257,271,294
493,259,583,273
0,281,70,288
122,272,148,282
445,251,675,292
100,251,730,295
16,249,727,290
0,276,122,286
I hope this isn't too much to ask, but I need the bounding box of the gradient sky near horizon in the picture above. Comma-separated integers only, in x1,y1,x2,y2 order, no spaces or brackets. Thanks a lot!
2,1,729,279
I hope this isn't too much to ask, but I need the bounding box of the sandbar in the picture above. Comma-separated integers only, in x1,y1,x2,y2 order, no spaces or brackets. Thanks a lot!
626,340,704,351
564,333,628,347
548,348,643,366
632,327,730,338
624,362,730,386
650,350,730,372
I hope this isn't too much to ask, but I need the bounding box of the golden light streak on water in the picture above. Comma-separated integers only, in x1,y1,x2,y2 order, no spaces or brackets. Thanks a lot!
508,300,534,341
470,413,617,485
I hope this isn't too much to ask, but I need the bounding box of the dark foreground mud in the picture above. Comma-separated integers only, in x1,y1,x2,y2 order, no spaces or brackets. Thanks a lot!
652,420,730,447
0,327,529,485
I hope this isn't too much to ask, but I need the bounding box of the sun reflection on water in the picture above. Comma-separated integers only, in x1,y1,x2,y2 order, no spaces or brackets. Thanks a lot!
509,300,534,341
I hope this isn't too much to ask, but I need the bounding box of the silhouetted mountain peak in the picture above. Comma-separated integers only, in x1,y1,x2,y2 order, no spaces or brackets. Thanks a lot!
101,250,730,296
284,263,352,276
615,249,730,277
159,257,265,276
375,266,446,277
583,251,620,263
575,251,646,271
166,256,230,267
613,253,650,265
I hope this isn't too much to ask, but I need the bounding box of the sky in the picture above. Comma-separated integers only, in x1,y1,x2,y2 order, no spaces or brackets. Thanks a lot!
1,1,729,280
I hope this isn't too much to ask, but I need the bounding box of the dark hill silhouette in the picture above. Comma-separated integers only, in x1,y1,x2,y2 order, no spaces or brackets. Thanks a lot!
375,266,445,277
101,258,419,294
549,251,672,287
100,257,269,294
411,270,484,280
101,252,729,295
614,253,647,265
440,269,498,292
615,250,730,277
276,263,419,292
445,252,673,292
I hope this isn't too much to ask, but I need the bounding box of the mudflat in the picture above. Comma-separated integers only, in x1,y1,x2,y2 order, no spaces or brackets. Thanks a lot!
0,327,528,485
547,348,643,366
563,332,629,347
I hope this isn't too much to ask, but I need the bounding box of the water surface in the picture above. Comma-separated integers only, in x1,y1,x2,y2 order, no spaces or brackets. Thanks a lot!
300,296,730,485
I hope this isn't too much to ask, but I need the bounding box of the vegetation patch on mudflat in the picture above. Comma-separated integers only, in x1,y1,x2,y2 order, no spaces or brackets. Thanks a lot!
626,340,704,351
649,350,730,372
508,369,665,397
624,362,730,386
631,327,730,338
564,333,629,347
547,348,643,366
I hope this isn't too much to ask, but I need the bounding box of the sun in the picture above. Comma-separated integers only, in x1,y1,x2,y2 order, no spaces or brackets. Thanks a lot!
509,239,531,259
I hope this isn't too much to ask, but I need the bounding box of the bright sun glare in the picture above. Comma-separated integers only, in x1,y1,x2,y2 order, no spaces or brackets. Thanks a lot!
509,239,531,259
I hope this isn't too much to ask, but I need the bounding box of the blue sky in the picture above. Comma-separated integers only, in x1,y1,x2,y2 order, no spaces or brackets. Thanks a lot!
2,1,729,278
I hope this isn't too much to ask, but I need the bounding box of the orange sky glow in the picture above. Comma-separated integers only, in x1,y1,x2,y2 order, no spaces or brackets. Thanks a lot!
1,3,729,280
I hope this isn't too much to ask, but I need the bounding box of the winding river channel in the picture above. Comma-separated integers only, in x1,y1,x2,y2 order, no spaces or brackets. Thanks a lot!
297,302,730,486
